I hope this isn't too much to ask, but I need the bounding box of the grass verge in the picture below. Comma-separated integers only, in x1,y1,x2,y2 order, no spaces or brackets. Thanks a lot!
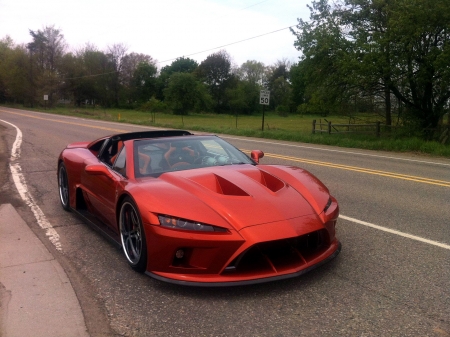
4,104,450,157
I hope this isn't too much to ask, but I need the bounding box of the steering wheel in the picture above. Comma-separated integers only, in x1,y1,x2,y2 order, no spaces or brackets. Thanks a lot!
165,143,196,168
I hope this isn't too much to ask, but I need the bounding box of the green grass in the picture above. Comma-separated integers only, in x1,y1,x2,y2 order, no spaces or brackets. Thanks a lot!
4,104,450,157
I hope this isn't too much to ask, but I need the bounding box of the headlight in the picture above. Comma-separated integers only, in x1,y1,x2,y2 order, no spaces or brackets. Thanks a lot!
158,215,228,232
323,197,332,213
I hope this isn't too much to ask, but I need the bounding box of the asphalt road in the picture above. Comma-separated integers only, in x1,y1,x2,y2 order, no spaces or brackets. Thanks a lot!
1,107,449,337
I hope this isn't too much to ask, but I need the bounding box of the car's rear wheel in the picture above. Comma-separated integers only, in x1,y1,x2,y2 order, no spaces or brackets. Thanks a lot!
58,163,70,211
119,197,148,272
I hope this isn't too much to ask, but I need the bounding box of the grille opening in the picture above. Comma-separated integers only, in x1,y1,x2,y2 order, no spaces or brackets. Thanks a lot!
223,229,329,276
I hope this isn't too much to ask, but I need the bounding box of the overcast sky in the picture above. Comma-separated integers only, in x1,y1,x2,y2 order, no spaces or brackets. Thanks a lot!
0,0,311,68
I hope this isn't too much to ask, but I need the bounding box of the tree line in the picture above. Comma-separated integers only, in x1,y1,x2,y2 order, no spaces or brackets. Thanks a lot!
0,0,449,139
0,26,294,115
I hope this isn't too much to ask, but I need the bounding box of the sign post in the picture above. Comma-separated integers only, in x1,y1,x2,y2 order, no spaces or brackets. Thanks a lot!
259,90,270,131
43,95,48,110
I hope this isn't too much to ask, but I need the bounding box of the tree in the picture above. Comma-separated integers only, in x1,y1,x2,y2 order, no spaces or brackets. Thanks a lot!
237,60,266,86
264,59,293,110
156,57,198,100
291,0,353,115
27,29,47,107
289,61,307,111
42,26,66,106
226,80,260,115
130,62,157,103
292,0,450,137
0,36,29,104
121,53,155,83
164,73,212,115
59,44,112,106
107,43,128,107
196,50,234,112
26,26,66,107
271,76,292,114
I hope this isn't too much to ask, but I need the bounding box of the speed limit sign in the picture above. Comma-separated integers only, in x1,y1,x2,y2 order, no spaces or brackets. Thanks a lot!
260,90,270,105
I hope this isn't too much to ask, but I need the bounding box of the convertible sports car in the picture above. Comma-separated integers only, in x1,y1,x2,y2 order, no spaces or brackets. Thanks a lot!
57,130,340,286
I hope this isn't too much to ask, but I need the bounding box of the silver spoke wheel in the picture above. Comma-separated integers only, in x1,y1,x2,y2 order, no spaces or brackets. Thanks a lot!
58,163,70,211
119,198,147,271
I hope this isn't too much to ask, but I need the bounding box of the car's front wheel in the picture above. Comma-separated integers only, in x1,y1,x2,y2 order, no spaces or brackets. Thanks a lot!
119,197,148,272
58,162,70,211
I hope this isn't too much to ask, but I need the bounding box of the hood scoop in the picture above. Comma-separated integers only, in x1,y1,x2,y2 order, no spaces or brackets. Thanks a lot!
239,169,285,193
185,168,285,196
188,173,250,196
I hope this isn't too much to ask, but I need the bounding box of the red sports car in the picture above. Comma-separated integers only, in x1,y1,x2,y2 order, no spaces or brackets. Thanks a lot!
57,130,340,286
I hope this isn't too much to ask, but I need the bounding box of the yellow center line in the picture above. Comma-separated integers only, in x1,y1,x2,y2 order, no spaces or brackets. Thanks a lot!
2,109,448,188
242,150,450,188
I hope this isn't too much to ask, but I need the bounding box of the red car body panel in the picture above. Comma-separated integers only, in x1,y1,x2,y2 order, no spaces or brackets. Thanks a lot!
58,131,340,286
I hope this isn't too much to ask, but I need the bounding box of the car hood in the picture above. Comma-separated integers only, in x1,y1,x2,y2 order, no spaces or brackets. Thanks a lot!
134,165,328,231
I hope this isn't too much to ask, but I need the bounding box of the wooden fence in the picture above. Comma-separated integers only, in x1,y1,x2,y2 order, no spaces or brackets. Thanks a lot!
312,118,449,144
312,119,382,137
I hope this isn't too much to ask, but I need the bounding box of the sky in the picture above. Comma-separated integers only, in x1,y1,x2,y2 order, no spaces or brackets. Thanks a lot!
0,0,311,68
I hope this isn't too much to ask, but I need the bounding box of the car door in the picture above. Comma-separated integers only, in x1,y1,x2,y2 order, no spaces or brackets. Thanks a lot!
82,141,127,231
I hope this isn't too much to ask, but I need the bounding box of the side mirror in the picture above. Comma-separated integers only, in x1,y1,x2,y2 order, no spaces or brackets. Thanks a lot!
85,164,113,179
251,150,264,164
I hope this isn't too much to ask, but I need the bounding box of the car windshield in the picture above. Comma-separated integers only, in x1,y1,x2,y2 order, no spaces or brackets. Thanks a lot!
134,136,255,177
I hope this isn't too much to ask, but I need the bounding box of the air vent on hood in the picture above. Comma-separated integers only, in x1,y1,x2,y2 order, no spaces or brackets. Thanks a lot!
240,169,285,193
188,173,250,196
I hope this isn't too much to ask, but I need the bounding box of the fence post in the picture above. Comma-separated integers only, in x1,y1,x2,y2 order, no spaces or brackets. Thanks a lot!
312,120,316,134
376,121,381,137
328,121,332,134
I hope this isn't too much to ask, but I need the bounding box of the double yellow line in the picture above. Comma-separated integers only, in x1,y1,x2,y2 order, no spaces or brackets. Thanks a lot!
243,150,450,188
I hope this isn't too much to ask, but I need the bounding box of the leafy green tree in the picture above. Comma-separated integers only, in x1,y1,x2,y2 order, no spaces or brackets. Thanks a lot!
271,76,292,114
237,60,266,86
25,26,66,107
130,62,157,103
289,61,307,111
164,72,212,115
292,0,450,137
0,36,29,104
60,44,111,106
264,59,293,110
291,0,353,115
226,80,260,115
196,50,234,112
156,57,198,100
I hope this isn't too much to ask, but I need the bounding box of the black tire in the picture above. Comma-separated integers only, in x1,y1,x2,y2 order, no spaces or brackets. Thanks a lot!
119,197,148,272
58,162,71,212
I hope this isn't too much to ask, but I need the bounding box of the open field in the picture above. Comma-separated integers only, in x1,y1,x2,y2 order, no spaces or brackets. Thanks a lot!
4,104,450,157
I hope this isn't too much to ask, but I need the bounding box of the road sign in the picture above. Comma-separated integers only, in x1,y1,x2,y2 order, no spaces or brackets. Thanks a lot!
43,95,48,101
260,90,270,105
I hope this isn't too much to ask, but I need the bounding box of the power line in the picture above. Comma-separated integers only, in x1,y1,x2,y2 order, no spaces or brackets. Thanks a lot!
63,71,118,80
157,24,297,65
61,23,298,80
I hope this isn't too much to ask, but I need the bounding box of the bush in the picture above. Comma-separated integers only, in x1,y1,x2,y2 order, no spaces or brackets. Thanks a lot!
138,97,168,113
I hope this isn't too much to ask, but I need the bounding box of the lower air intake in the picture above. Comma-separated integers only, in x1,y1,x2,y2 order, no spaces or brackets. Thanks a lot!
223,229,329,276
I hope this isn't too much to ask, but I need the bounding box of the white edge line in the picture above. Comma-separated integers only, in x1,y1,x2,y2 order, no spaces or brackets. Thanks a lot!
340,214,450,250
0,119,62,251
